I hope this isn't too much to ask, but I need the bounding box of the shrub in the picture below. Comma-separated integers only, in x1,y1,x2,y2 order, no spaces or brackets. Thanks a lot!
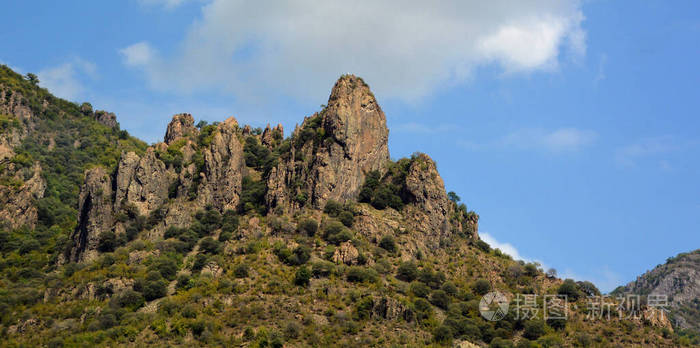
297,219,318,237
176,274,192,290
489,337,513,348
114,290,145,310
339,211,354,227
413,298,433,320
475,239,491,252
557,279,582,301
234,264,250,278
354,297,374,320
523,320,545,340
379,235,397,253
192,254,208,272
442,281,458,296
430,290,451,309
322,221,353,245
577,281,600,297
410,281,431,298
311,261,334,278
472,279,491,295
523,263,539,277
396,261,418,282
418,268,446,289
433,325,453,343
323,200,343,217
199,237,221,254
294,267,311,286
151,257,178,280
142,278,168,301
98,231,117,252
346,266,378,283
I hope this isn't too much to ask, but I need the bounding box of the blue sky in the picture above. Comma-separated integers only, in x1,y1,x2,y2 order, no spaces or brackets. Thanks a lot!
2,0,699,292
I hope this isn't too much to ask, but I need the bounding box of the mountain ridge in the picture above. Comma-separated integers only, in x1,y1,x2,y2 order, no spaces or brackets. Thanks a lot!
0,65,694,347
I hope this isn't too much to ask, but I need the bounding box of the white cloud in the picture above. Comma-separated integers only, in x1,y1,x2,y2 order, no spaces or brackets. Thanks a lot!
120,42,156,67
37,58,97,101
614,136,699,168
123,0,586,102
460,127,596,153
481,232,622,293
139,0,191,10
480,232,528,262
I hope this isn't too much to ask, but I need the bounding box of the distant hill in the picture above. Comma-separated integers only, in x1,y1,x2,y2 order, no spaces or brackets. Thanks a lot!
615,249,700,334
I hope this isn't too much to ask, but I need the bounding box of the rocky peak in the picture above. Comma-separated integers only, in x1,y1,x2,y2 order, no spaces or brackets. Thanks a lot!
164,113,198,144
323,75,388,159
94,110,118,129
266,75,389,211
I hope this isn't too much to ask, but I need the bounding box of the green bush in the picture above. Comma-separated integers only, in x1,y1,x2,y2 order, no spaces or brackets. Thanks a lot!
150,257,179,280
311,261,335,278
346,266,378,283
97,231,117,252
472,279,491,295
234,264,250,278
294,266,311,286
322,221,353,245
557,279,582,301
338,211,354,227
523,320,545,340
199,237,222,254
433,325,453,343
113,290,145,310
396,261,418,282
410,281,431,298
323,200,343,217
430,290,451,309
379,235,397,253
418,268,446,289
297,218,318,237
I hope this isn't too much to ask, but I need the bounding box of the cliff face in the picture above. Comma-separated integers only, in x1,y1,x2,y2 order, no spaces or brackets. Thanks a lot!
0,87,45,230
66,74,473,262
66,115,246,262
619,250,700,331
266,75,389,211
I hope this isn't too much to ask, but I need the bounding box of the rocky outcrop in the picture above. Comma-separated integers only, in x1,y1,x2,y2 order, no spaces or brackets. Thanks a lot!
0,163,46,230
93,110,118,128
618,249,700,331
332,241,360,265
164,113,197,144
261,123,283,147
67,114,246,262
0,88,34,121
67,167,114,262
266,75,389,211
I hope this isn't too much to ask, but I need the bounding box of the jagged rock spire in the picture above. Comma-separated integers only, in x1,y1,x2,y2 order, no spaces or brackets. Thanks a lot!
164,113,197,144
266,74,390,211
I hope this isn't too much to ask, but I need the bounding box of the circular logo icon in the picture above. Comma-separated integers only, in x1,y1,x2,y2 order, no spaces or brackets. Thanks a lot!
479,291,509,321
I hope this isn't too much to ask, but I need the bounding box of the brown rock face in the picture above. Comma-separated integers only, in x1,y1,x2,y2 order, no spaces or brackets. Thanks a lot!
0,163,46,230
94,110,118,129
266,75,389,211
67,113,246,262
67,167,114,263
164,113,198,144
402,153,451,245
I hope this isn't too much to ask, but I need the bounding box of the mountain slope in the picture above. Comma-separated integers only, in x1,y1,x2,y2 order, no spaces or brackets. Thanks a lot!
0,67,688,347
615,249,700,334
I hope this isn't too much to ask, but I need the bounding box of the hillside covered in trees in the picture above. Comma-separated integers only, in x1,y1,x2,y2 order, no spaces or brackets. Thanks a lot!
0,66,696,347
